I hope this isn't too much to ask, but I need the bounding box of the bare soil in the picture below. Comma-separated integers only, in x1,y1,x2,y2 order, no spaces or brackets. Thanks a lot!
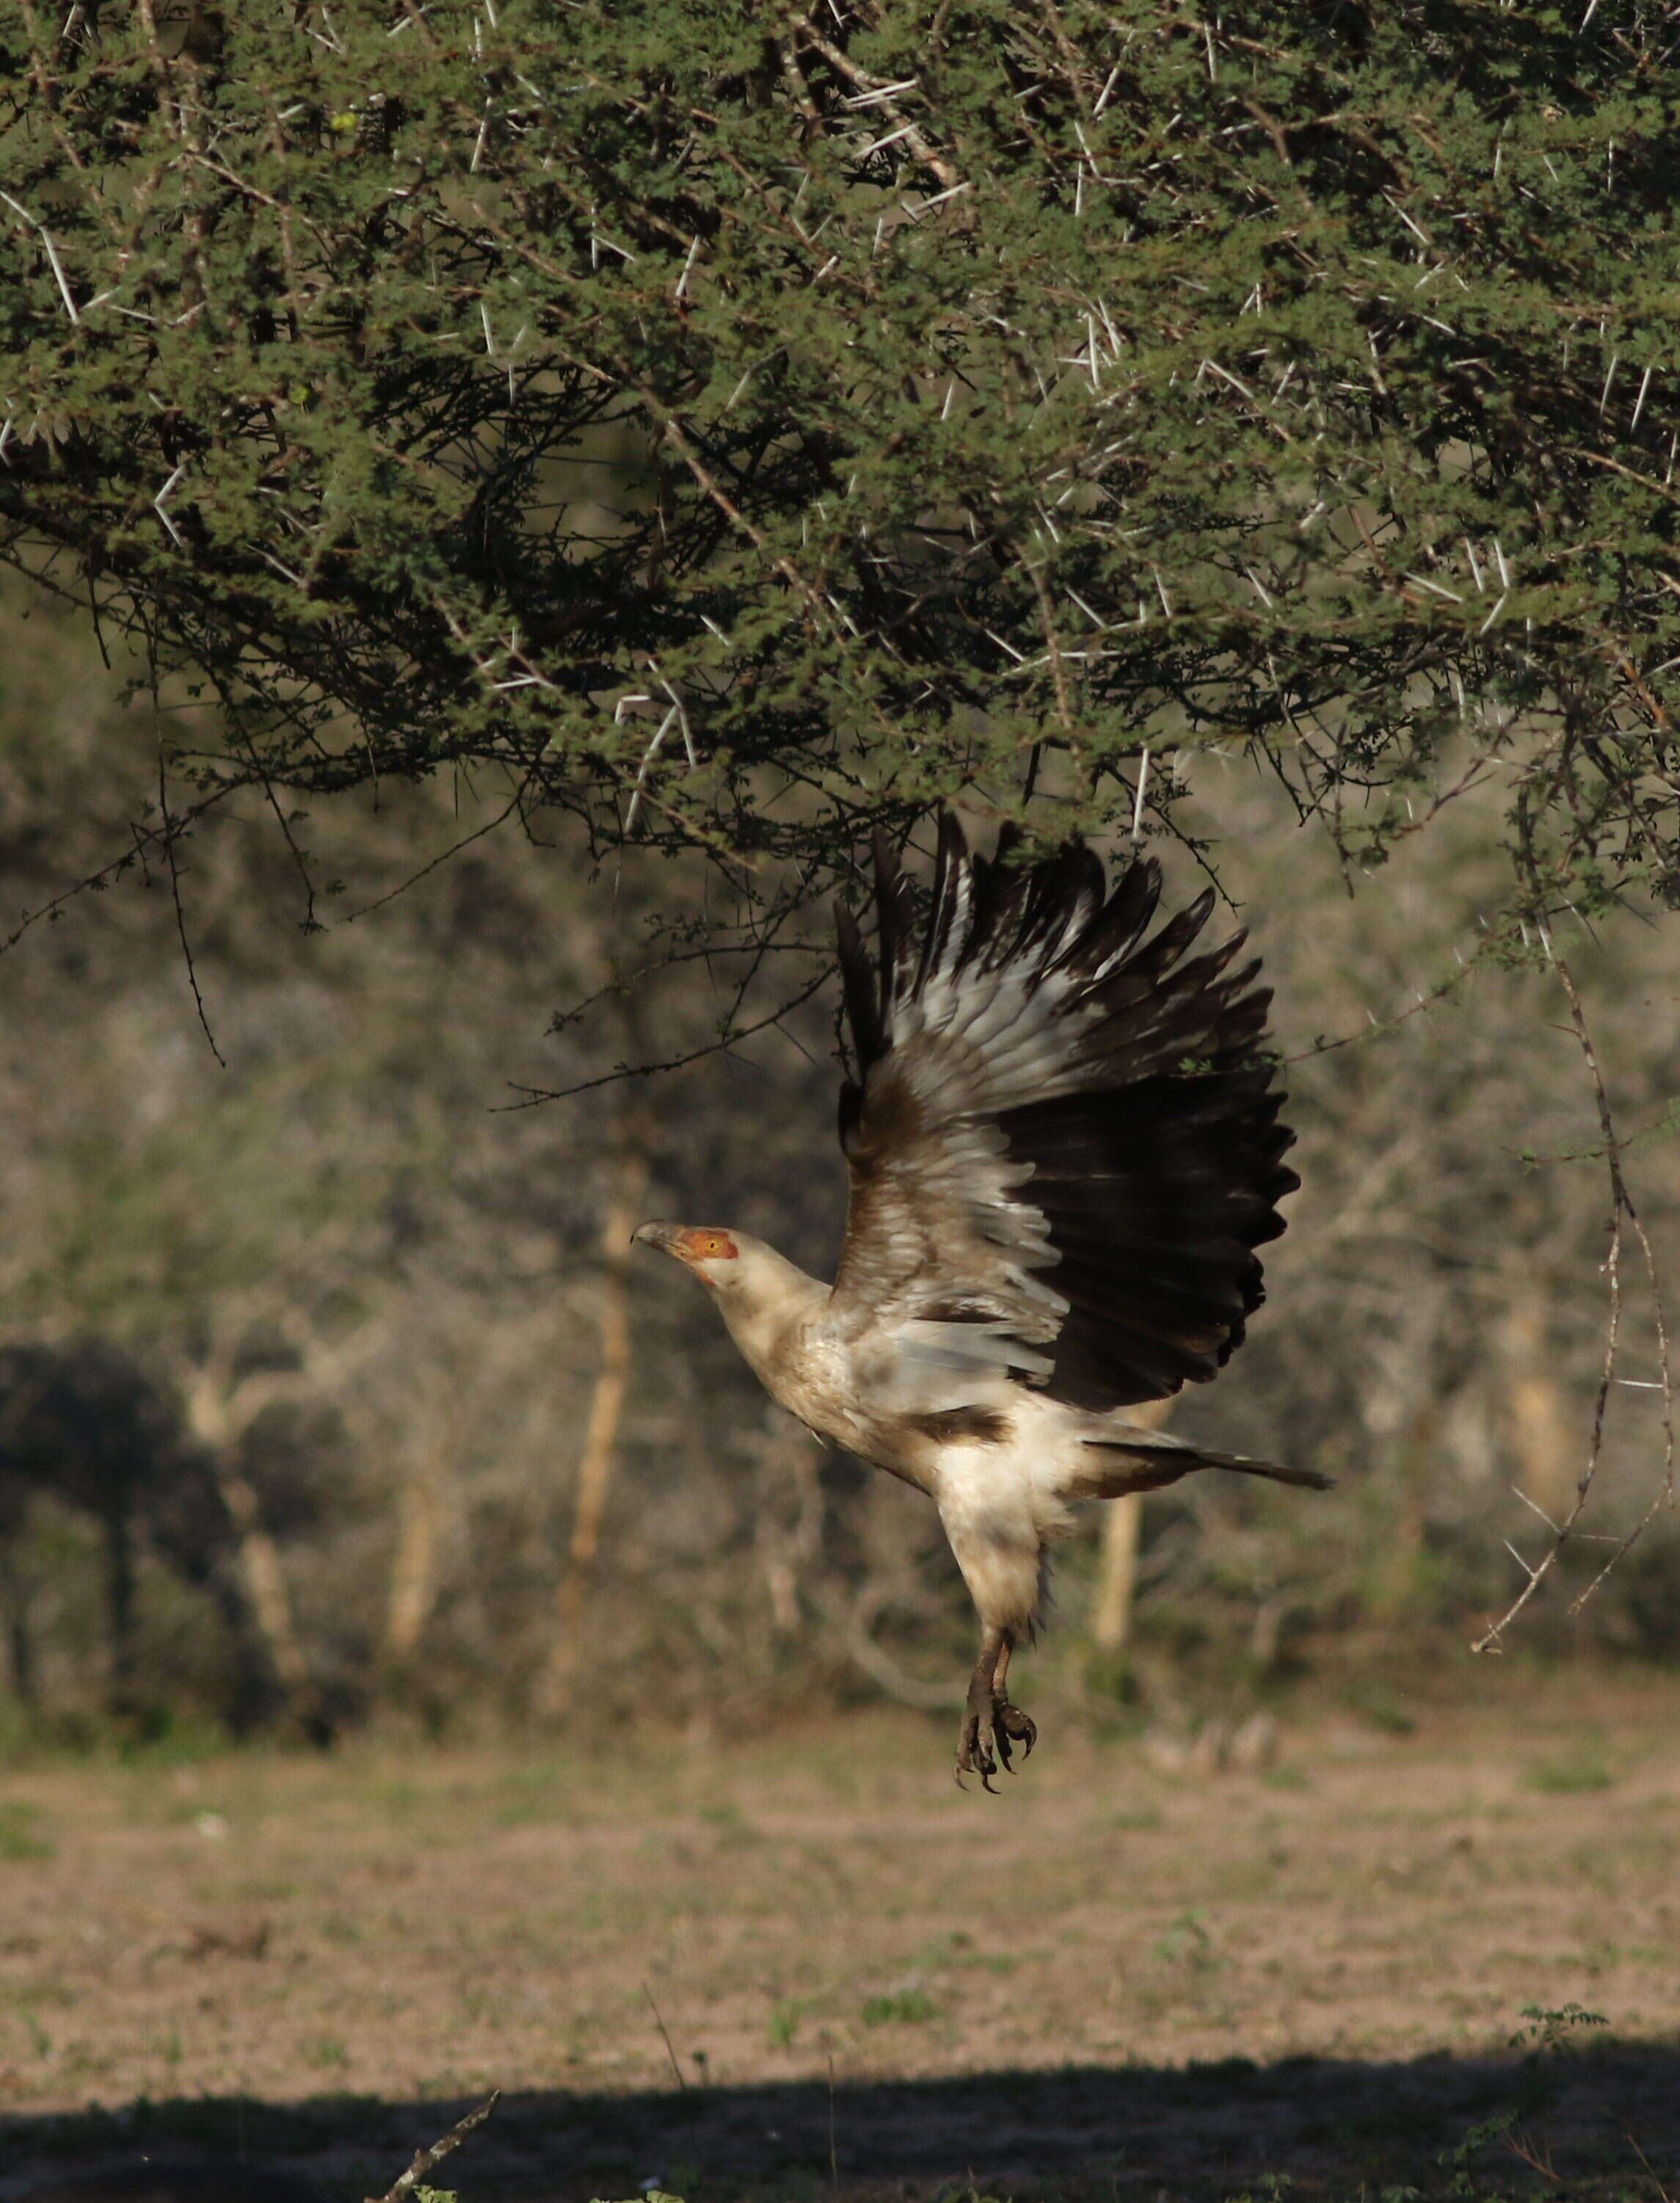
1,1667,1677,2201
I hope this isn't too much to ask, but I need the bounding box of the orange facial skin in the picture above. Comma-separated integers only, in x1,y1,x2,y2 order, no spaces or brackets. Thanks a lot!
674,1228,738,1263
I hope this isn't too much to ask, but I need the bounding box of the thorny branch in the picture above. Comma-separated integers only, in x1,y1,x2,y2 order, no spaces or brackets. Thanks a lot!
499,961,833,1107
1472,951,1675,1652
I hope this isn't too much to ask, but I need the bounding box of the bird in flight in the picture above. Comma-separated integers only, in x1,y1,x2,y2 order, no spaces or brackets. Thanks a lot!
636,816,1323,1788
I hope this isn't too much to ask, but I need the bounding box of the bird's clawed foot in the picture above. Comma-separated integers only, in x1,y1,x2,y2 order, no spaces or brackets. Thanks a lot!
955,1689,1037,1793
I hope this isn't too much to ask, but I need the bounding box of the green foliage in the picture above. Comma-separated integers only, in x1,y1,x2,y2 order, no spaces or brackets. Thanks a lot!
1,1,1678,943
1439,2111,1521,2196
1509,2000,1610,2057
1223,2174,1292,2203
1435,2002,1612,2196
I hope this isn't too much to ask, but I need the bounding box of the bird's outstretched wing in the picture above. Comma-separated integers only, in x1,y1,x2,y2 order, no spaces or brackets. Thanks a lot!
828,816,1297,1412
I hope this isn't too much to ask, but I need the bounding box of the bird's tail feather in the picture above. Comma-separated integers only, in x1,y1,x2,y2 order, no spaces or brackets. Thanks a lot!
1072,1424,1332,1498
1158,1444,1333,1491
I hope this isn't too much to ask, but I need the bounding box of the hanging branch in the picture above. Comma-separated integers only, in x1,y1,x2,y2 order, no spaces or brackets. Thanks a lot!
1472,950,1675,1652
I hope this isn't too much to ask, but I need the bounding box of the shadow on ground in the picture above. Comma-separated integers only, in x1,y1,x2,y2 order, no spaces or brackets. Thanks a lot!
3,2046,1678,2203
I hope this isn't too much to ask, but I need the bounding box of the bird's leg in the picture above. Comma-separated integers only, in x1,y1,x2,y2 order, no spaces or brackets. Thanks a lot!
957,1627,1006,1791
956,1625,1036,1791
990,1630,1037,1763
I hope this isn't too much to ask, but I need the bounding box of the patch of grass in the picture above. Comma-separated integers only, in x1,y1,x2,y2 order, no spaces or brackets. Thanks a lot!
302,2033,350,2071
766,1999,805,2050
911,1932,1020,1977
1259,1762,1311,1791
1152,1909,1220,1970
1107,1803,1164,1830
916,1931,975,1964
1526,1752,1614,1793
0,1801,54,1860
861,1989,940,2027
699,1801,762,1849
1343,1684,1417,1735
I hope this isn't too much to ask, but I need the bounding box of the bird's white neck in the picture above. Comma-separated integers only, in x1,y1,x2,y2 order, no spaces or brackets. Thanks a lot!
711,1240,829,1399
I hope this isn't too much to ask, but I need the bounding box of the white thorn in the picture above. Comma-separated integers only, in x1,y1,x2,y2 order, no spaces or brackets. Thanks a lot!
153,464,186,547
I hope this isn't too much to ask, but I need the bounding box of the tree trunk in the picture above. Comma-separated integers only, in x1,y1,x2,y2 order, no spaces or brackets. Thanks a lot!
181,1356,322,1730
102,1501,139,1720
384,1454,445,1672
539,1138,649,1714
1089,1396,1175,1654
208,1456,315,1708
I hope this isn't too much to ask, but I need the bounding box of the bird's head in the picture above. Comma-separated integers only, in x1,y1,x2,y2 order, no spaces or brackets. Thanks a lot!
632,1220,747,1293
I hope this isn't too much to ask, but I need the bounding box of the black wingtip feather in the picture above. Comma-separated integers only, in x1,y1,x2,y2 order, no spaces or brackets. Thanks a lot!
839,813,1298,1412
872,830,919,1022
834,897,882,1070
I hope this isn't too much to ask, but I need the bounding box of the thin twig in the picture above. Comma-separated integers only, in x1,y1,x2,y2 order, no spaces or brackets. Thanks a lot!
828,2052,840,2194
1623,2127,1675,2203
644,1981,687,2091
156,747,225,1067
364,2088,501,2203
1284,962,1477,1062
499,964,832,1108
342,784,531,922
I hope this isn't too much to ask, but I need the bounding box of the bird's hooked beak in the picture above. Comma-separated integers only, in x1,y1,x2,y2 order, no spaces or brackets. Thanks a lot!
632,1222,740,1269
631,1221,681,1256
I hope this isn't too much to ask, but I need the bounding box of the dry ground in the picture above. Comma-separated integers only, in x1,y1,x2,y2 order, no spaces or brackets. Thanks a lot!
1,1666,1677,2200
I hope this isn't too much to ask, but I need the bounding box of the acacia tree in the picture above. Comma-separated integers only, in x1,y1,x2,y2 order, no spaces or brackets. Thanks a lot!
1,0,1677,929
1,0,1676,1636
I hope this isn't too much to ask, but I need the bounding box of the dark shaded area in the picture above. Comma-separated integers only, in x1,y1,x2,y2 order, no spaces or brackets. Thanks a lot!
4,2048,1676,2203
0,1343,270,1733
11,2163,324,2203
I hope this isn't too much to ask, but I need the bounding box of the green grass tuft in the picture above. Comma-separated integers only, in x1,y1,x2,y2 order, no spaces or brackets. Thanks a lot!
861,1989,941,2027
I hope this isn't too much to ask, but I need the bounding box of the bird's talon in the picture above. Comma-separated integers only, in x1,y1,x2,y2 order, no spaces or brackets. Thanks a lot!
956,1698,1032,1792
1000,1703,1036,1756
956,1713,1000,1789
